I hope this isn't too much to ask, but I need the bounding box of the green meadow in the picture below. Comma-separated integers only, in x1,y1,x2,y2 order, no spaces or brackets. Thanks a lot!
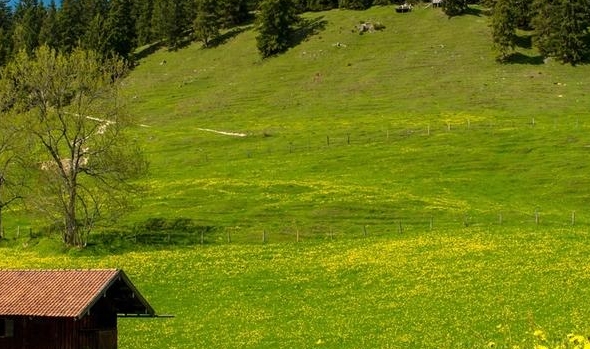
4,4,590,348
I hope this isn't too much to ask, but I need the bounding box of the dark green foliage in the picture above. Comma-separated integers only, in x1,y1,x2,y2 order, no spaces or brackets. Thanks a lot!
38,0,59,49
443,0,467,16
105,0,137,58
219,0,251,28
151,0,192,50
12,0,44,54
338,0,372,10
193,0,221,47
557,0,590,64
135,0,154,46
491,0,516,61
0,0,13,66
80,13,108,54
58,0,84,52
513,0,532,29
255,0,300,58
532,0,590,64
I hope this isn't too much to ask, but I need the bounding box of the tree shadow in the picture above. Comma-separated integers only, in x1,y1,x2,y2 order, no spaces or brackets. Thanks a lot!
291,16,328,48
133,41,166,62
514,34,533,49
207,25,253,49
504,52,544,65
463,6,484,17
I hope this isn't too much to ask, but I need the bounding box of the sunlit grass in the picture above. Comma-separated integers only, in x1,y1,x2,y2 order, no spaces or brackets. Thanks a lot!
2,228,590,348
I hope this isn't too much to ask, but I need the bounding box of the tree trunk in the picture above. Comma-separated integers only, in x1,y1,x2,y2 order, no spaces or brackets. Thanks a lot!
64,181,79,246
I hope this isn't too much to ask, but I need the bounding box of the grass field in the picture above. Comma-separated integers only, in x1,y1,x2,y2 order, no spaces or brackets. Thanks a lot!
3,4,590,348
2,228,590,348
5,5,590,238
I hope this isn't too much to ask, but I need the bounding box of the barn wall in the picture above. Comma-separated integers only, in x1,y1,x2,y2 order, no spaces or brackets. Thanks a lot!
0,302,118,349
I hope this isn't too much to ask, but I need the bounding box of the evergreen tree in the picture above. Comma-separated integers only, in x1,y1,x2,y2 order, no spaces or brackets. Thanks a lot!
219,0,250,28
151,0,188,49
443,0,467,16
556,0,590,64
80,13,108,55
338,0,372,10
39,0,60,49
58,0,84,52
104,0,136,58
513,0,532,29
193,0,220,47
12,0,43,55
255,0,299,58
531,0,590,64
491,0,516,61
134,0,154,46
0,0,13,66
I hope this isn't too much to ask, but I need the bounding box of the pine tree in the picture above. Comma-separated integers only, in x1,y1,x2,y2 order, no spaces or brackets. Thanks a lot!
134,0,154,46
193,0,220,47
12,0,43,55
151,0,188,49
513,0,532,29
219,0,250,28
104,0,136,58
443,0,467,17
255,0,299,58
0,0,13,66
491,0,516,61
556,0,590,64
39,0,60,49
80,13,108,55
532,0,589,64
58,0,84,52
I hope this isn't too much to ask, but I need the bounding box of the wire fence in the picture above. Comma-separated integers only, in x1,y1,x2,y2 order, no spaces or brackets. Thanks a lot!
195,115,590,163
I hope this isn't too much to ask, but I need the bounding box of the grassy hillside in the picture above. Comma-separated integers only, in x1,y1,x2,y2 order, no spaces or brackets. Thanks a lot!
78,4,590,240
3,5,590,348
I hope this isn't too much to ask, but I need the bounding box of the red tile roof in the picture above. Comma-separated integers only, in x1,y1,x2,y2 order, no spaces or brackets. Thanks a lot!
0,269,154,318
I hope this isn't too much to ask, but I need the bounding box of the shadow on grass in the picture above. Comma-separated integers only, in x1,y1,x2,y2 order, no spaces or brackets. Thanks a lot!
207,25,254,49
291,16,329,48
464,6,484,17
504,52,544,65
133,41,166,62
514,34,533,49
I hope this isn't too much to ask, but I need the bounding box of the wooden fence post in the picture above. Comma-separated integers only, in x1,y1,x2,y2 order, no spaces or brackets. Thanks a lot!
572,211,576,226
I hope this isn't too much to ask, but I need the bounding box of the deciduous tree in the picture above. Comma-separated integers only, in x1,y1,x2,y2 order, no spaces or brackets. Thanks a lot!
0,46,148,247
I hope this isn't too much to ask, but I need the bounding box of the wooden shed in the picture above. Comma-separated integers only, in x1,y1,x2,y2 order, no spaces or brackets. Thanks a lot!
0,269,156,349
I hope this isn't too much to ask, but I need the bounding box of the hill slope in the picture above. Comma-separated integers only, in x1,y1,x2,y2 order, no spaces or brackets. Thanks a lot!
7,5,590,239
113,5,590,239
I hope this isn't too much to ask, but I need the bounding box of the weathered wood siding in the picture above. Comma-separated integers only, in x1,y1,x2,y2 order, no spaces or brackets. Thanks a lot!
0,298,117,349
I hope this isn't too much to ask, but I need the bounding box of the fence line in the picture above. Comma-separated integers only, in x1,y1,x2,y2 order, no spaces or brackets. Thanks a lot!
197,117,590,163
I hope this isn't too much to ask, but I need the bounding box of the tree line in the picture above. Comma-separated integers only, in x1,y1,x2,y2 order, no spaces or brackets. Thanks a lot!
487,0,590,64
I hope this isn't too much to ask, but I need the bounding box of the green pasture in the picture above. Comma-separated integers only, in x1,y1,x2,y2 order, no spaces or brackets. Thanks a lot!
116,5,590,239
5,5,590,238
3,4,590,348
2,229,590,348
